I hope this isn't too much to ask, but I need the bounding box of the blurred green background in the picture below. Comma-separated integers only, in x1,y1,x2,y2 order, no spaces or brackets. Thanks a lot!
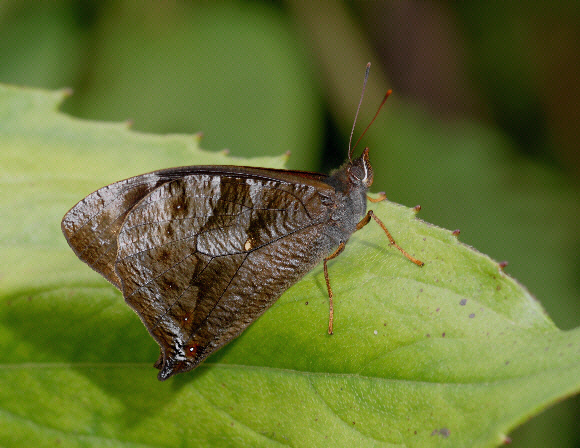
1,1,578,446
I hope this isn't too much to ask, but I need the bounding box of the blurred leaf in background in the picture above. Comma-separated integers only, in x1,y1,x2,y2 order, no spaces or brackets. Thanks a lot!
0,0,578,446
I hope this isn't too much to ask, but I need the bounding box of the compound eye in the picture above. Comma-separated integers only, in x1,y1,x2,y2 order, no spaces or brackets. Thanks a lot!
350,166,364,180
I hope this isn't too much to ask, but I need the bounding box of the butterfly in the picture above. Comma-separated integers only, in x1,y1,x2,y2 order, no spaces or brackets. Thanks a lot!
61,64,423,380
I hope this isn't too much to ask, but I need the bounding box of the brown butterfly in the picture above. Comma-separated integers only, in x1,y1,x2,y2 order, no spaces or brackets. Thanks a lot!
61,64,423,381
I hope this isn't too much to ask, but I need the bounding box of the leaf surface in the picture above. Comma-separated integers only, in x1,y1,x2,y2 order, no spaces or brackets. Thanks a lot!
1,85,579,448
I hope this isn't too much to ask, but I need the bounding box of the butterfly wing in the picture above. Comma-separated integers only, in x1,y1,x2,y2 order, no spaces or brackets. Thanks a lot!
63,166,335,380
61,173,174,289
61,166,329,289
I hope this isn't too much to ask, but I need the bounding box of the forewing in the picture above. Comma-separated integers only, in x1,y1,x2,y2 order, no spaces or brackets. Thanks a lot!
115,174,331,380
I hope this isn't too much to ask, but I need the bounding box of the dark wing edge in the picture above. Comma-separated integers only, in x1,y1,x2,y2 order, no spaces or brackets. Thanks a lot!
153,165,330,185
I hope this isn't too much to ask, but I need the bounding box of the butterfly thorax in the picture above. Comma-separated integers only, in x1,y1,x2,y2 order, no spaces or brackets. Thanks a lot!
320,148,373,246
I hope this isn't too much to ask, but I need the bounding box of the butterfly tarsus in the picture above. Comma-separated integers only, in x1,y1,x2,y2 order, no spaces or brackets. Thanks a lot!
324,242,346,335
367,192,387,203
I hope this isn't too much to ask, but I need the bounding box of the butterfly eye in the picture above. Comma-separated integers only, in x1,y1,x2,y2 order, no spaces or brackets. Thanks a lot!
350,166,365,181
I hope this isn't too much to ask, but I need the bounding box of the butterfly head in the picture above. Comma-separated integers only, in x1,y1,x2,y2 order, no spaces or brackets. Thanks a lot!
348,147,373,188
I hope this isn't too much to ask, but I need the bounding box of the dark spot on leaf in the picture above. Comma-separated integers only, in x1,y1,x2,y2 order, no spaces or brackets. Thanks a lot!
442,332,446,337
432,428,450,437
460,299,467,306
305,301,308,305
505,361,510,365
426,334,431,338
469,313,475,318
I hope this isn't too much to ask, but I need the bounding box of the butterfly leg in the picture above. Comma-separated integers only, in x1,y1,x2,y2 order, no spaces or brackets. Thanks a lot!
357,210,424,267
367,192,387,203
324,242,346,335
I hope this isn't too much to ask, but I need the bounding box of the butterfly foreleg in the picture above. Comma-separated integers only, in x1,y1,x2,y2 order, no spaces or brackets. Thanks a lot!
366,192,387,203
357,210,424,266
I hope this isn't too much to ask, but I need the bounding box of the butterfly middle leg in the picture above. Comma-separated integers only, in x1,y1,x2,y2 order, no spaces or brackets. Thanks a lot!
324,204,423,336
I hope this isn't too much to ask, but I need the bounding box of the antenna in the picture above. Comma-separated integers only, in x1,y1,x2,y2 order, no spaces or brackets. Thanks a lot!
348,62,371,161
351,89,392,153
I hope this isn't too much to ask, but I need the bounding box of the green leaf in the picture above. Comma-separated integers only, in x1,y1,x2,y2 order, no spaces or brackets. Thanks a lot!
1,85,579,448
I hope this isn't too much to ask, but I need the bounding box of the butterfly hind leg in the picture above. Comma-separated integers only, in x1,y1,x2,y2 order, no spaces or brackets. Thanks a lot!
324,242,346,335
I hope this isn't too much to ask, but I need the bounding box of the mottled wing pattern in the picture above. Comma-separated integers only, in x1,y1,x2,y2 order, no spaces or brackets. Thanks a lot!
116,174,331,380
61,174,173,288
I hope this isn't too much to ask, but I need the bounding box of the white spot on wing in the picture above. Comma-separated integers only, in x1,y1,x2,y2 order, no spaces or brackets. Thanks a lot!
211,175,222,203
